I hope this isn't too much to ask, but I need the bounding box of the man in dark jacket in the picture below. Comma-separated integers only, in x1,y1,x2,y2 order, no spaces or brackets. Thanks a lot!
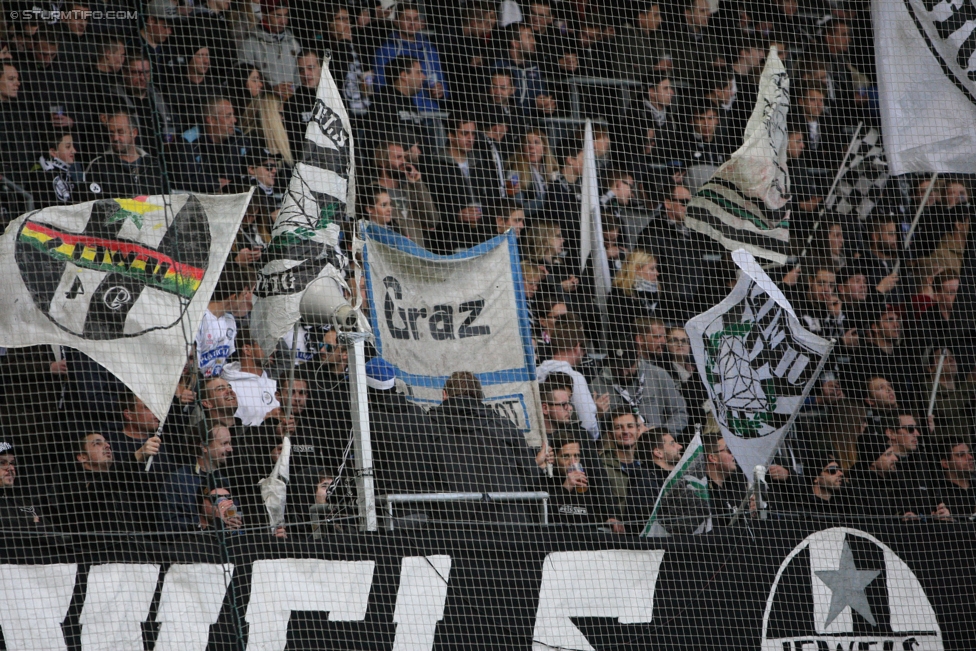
84,110,163,197
364,358,442,498
428,371,539,522
173,96,252,194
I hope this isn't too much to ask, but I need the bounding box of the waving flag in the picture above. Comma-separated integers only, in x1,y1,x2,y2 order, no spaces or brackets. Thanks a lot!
251,54,356,355
825,127,888,222
685,47,792,264
685,250,832,482
874,0,976,174
0,192,252,420
641,433,711,537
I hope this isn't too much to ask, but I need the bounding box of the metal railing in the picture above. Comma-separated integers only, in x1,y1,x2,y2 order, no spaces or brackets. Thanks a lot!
378,491,551,531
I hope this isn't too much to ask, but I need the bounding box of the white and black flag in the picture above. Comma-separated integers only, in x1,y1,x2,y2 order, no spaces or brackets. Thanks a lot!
0,193,251,420
250,54,357,355
825,127,889,223
875,0,976,174
686,250,832,482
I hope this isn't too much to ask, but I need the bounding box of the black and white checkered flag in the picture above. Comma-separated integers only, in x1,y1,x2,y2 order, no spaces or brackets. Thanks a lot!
825,128,888,222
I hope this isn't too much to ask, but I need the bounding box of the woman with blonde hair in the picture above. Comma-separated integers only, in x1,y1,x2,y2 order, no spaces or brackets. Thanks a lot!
608,250,664,335
506,128,559,217
241,94,295,169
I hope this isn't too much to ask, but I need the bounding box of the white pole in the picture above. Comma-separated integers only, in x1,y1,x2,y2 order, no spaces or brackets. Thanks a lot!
927,348,948,418
342,330,377,531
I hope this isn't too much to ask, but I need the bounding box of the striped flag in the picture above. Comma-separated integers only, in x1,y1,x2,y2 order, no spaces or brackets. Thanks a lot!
251,54,357,355
685,47,792,265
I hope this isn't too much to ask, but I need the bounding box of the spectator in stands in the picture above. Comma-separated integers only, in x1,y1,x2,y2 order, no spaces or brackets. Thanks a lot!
637,182,707,312
57,432,147,533
471,106,512,206
794,264,849,343
162,423,233,531
633,316,668,369
105,393,163,469
374,2,447,112
197,483,242,532
590,337,688,435
703,432,748,525
84,110,164,197
138,0,179,75
238,0,302,100
164,38,220,131
547,435,613,526
646,428,683,484
796,81,842,170
371,141,439,248
802,450,849,516
608,251,664,339
925,349,975,442
283,50,320,148
669,0,721,84
599,409,661,527
705,69,749,145
227,63,265,119
195,262,256,378
852,306,907,400
484,69,527,134
864,375,901,428
936,437,975,520
58,2,98,72
221,324,280,427
188,0,236,82
0,441,44,530
528,221,580,295
29,130,89,207
626,73,680,160
616,2,670,82
506,128,558,218
441,1,497,107
879,413,940,518
862,211,903,300
369,56,427,151
493,23,557,119
241,94,293,184
908,269,962,363
537,314,608,440
663,327,708,429
20,29,81,142
320,7,371,126
848,433,912,522
600,170,637,228
786,128,829,225
836,262,883,334
362,357,442,500
108,54,175,154
427,115,488,231
0,62,41,181
243,146,282,210
303,327,352,446
430,371,540,522
679,98,731,168
492,199,526,238
73,37,127,154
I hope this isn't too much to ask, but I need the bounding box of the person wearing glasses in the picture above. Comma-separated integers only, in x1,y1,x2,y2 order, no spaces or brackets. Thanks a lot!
880,413,941,519
244,147,282,210
703,432,748,526
803,450,849,519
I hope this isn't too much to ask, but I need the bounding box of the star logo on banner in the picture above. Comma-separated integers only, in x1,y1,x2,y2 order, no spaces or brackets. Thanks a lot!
815,540,880,628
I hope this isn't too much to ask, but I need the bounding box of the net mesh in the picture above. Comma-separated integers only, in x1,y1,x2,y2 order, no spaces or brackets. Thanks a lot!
0,0,974,649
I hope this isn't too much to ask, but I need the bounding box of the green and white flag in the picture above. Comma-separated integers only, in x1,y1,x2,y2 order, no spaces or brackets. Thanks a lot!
685,47,792,264
641,433,711,537
685,250,832,483
250,55,356,354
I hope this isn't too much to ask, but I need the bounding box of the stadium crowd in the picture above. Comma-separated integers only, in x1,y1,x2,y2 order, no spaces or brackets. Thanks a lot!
0,0,974,538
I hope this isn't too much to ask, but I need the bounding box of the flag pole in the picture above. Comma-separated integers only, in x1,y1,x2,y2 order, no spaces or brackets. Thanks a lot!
892,171,940,277
728,338,837,526
927,347,947,419
797,122,864,261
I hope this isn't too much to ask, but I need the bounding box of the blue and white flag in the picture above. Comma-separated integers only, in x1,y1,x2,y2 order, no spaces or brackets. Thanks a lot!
363,225,545,446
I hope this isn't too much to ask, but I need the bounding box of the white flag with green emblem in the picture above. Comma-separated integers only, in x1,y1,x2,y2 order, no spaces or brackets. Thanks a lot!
685,250,832,483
